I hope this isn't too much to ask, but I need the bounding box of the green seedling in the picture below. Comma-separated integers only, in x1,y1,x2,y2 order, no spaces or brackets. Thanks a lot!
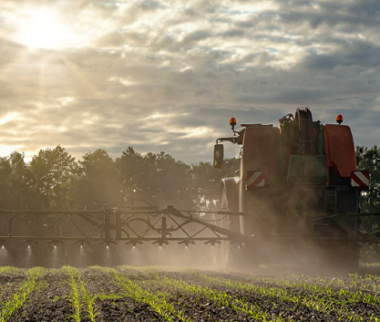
81,281,98,322
0,267,43,322
105,268,191,322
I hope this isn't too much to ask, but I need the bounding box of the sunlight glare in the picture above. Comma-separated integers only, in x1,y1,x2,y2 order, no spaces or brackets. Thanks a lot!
16,9,70,49
0,113,19,125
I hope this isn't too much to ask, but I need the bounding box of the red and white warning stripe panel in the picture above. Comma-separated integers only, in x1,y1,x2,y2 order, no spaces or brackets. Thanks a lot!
351,170,370,189
246,171,265,189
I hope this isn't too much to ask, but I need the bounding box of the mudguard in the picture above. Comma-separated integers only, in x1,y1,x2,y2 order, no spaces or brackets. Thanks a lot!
220,177,239,212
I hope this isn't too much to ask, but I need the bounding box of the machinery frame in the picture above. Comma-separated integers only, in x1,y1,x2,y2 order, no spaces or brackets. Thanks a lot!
1,206,380,247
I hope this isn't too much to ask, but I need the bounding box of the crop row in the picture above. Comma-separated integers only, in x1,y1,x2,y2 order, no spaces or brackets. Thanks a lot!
244,272,380,293
0,266,380,321
121,266,380,322
195,270,380,321
123,265,380,305
0,267,42,322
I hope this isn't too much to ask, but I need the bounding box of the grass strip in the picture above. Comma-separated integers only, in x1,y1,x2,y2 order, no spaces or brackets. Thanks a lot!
0,267,43,322
105,268,191,322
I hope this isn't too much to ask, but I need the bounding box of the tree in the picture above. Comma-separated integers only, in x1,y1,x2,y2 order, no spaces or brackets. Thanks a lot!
0,146,241,212
356,146,380,213
0,151,34,209
356,146,380,261
152,151,194,209
116,147,195,209
28,146,76,210
73,149,121,209
115,146,144,205
356,145,380,244
191,158,240,211
117,148,241,210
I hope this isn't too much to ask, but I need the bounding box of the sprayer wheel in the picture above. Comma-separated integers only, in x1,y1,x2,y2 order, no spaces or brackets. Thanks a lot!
318,241,360,271
213,191,231,268
335,241,361,270
217,190,260,271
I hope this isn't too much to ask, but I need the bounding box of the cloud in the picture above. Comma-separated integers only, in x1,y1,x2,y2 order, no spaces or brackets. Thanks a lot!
0,0,378,164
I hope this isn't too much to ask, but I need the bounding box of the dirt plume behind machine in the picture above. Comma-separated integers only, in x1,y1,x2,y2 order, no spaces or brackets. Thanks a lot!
0,108,379,270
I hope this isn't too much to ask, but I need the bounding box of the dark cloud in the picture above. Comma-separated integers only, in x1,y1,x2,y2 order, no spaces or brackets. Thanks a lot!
137,0,167,11
218,29,245,38
183,30,213,44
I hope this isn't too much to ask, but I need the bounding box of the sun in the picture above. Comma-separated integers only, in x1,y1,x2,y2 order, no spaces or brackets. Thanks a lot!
16,8,70,49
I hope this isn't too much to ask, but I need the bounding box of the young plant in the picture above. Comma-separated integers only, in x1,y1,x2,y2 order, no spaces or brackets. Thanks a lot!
80,281,98,322
67,272,82,322
105,268,191,322
0,267,43,322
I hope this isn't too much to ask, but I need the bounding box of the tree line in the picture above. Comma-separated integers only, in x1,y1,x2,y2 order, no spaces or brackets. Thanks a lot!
356,146,380,232
0,144,379,215
0,146,239,211
356,146,380,260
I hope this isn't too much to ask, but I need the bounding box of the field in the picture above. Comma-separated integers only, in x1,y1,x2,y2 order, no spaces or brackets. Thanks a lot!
0,266,380,322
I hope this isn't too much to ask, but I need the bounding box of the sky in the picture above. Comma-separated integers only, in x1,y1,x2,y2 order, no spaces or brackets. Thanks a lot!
0,0,379,164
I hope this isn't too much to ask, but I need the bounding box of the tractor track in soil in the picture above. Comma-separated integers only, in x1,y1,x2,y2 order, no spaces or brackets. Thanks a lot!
0,267,380,321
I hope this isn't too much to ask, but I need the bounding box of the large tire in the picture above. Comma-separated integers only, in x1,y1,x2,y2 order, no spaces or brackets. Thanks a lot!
213,193,229,267
322,241,360,271
214,179,240,268
321,207,361,270
215,179,260,271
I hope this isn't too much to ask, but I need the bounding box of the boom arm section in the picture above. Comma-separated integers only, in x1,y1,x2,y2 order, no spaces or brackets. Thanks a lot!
0,206,250,246
1,207,379,246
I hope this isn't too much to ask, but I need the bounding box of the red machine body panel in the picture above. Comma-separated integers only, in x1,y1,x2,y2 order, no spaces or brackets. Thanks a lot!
241,125,280,187
324,124,357,179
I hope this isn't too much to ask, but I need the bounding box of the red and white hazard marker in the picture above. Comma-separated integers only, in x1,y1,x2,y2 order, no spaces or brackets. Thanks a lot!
351,170,370,188
247,171,265,189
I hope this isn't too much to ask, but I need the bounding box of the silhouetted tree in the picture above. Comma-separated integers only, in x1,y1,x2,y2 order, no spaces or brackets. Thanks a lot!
190,158,240,211
116,147,195,209
356,146,380,236
28,145,76,210
0,146,241,211
0,151,34,209
356,146,380,212
73,149,121,209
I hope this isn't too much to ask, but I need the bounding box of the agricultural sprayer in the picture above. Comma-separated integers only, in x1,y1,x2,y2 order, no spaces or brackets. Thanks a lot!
0,108,379,269
213,107,379,268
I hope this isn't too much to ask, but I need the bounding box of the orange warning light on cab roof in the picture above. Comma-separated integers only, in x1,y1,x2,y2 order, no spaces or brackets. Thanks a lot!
230,117,237,126
336,114,343,125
